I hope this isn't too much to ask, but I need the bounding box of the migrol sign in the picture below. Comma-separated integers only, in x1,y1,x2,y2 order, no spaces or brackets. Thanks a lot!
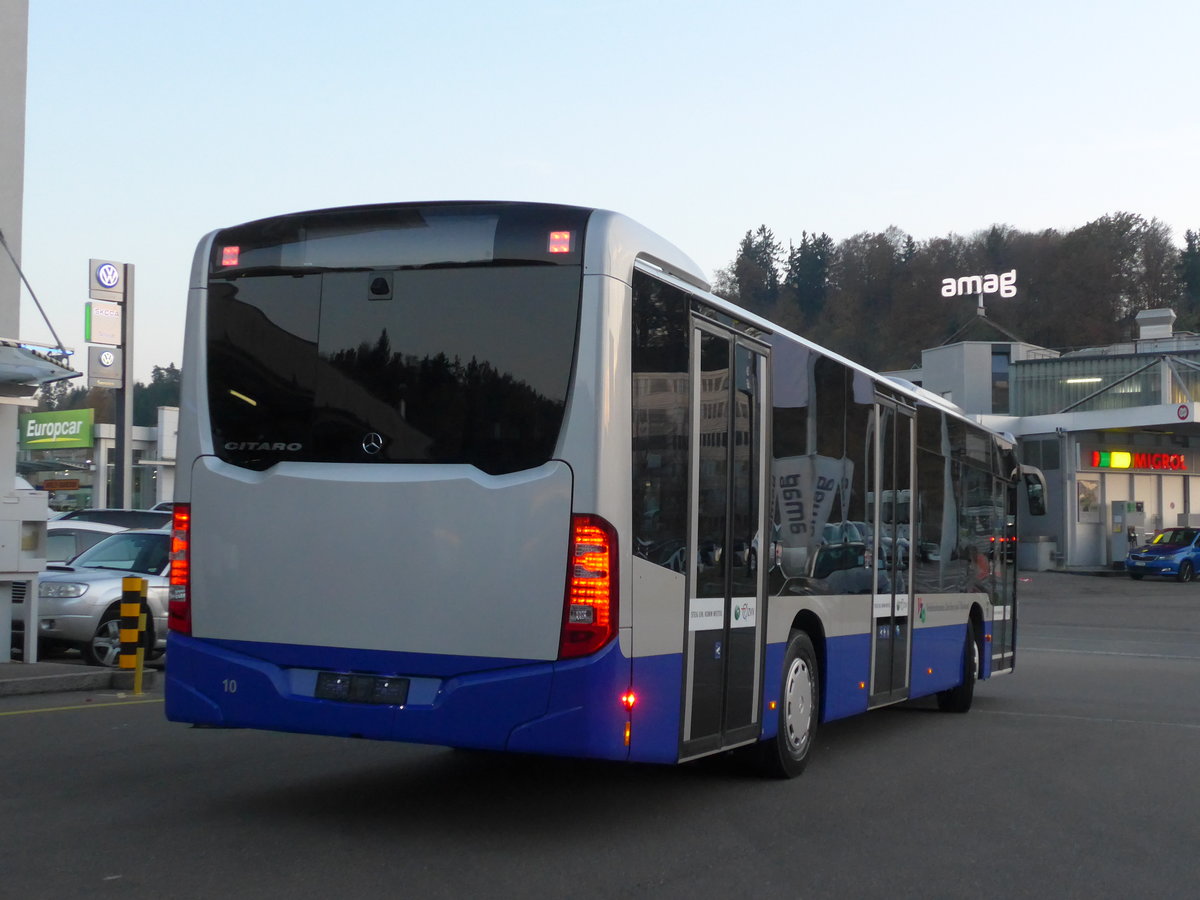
1086,448,1190,472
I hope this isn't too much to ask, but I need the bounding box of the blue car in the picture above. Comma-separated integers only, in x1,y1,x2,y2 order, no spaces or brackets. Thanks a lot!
1126,527,1200,581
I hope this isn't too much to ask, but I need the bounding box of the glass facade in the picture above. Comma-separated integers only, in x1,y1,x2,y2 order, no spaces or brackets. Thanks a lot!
1010,352,1200,415
19,426,167,512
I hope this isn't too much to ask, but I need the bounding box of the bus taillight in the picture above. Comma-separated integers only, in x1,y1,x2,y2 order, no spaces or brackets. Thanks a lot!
559,514,618,659
168,502,192,635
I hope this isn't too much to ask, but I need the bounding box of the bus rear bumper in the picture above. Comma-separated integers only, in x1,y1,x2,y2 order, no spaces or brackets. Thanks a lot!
164,633,633,759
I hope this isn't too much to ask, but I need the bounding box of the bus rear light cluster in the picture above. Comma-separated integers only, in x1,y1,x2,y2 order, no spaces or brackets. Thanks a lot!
559,514,617,659
168,503,192,634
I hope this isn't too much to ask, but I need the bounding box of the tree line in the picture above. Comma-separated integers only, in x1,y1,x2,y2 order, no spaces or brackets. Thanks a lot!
29,212,1200,411
712,212,1200,372
37,362,181,426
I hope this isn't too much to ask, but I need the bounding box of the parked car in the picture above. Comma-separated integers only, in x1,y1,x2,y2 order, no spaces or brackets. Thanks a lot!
1126,527,1200,582
45,520,126,564
33,528,171,666
150,501,174,512
53,508,172,529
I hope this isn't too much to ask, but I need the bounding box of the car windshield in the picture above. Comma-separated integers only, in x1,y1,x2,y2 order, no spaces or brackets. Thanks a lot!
69,532,170,576
1152,528,1196,546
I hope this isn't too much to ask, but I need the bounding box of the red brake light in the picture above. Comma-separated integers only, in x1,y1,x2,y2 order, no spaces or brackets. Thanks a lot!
559,513,617,659
221,246,240,266
168,503,192,634
548,231,572,254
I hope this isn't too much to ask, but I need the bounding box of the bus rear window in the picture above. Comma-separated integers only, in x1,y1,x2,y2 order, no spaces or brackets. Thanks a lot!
205,204,588,475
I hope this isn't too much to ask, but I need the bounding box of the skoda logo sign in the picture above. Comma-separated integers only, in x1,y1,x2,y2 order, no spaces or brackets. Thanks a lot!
362,432,384,455
96,263,120,289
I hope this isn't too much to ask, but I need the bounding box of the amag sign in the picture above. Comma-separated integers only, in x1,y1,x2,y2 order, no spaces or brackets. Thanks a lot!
20,409,95,450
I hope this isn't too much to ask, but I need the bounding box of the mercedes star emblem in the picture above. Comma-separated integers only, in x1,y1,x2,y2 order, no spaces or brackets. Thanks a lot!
362,432,384,454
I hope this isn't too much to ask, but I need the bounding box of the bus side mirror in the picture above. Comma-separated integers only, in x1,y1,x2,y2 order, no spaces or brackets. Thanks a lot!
1020,466,1048,516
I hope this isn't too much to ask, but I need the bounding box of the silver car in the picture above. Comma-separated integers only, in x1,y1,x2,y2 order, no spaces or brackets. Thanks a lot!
35,528,171,666
45,520,126,564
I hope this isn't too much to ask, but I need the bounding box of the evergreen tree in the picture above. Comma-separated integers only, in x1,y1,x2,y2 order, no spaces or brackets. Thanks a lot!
731,226,782,317
706,211,1191,369
781,231,835,328
37,362,181,426
132,364,182,425
1177,230,1200,329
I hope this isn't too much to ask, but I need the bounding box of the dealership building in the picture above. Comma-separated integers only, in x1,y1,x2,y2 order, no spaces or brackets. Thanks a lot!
17,406,176,510
892,306,1200,570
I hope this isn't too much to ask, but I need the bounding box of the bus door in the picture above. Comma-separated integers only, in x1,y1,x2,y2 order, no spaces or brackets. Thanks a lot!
990,477,1017,675
682,321,768,756
869,397,915,706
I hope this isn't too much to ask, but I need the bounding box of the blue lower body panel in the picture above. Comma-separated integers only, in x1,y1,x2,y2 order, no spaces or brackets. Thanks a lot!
910,622,970,697
759,633,872,734
627,653,685,763
166,633,634,760
756,623,983,729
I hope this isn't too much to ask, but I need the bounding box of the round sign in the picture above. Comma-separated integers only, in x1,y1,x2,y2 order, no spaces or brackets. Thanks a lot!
99,350,115,367
1178,404,1189,421
96,263,120,289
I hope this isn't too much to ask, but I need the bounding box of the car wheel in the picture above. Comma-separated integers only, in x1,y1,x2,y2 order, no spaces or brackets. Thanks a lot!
1178,561,1194,583
760,630,819,778
82,609,123,667
937,619,978,713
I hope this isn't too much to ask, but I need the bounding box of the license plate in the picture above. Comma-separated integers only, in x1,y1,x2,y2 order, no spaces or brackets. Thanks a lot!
1134,560,1146,566
315,671,409,705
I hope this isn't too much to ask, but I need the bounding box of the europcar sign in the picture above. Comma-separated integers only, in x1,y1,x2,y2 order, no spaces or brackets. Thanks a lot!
19,409,95,450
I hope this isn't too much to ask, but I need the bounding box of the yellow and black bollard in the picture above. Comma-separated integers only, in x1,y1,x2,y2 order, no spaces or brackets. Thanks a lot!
119,576,149,695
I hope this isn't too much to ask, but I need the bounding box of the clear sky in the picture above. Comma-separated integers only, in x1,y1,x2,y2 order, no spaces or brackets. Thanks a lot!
18,0,1200,382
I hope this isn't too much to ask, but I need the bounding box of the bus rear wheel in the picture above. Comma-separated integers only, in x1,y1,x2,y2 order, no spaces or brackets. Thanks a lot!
761,630,819,778
937,620,978,713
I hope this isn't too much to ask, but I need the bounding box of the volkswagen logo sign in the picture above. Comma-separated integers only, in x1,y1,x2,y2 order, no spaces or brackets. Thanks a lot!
362,432,384,455
96,263,121,289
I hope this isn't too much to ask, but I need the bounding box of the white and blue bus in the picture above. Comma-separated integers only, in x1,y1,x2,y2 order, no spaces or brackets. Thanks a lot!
165,202,1046,776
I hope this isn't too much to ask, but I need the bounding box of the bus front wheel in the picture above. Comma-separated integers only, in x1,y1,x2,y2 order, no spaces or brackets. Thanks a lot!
761,630,819,778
